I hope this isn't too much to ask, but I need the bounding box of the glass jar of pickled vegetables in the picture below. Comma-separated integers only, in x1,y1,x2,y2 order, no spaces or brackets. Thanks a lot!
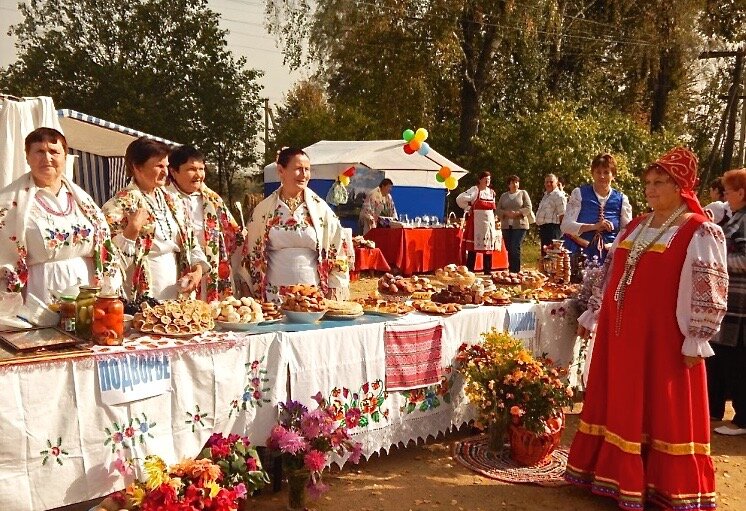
59,296,77,333
91,293,125,346
75,285,100,339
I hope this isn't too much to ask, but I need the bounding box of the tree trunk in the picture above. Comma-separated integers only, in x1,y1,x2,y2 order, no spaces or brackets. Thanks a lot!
459,78,481,155
650,46,676,132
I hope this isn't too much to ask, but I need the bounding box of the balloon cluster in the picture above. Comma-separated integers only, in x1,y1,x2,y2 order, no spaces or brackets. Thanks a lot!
436,166,458,190
402,128,430,155
338,166,355,186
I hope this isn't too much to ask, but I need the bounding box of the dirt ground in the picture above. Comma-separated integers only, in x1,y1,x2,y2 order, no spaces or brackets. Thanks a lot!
61,277,746,511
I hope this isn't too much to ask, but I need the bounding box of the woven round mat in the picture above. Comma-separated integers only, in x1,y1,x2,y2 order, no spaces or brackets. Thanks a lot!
453,435,570,487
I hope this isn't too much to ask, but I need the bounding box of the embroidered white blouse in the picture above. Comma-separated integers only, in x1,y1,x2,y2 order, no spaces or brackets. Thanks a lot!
26,184,97,304
578,220,729,357
561,187,633,237
265,200,321,303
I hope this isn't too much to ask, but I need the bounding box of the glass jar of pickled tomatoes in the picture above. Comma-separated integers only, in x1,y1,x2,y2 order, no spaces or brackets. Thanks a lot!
91,293,125,346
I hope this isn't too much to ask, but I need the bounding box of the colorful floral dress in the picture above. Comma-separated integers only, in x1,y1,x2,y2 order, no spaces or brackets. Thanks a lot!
103,183,208,301
359,187,397,235
0,174,119,316
166,183,243,303
244,188,351,302
456,186,500,252
566,214,729,511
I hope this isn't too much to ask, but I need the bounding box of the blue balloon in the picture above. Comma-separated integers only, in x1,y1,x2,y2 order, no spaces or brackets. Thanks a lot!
418,142,430,156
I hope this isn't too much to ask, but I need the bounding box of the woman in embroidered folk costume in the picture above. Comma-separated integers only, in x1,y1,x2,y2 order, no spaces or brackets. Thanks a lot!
565,147,729,510
244,147,351,303
708,168,746,436
561,153,632,263
0,128,120,318
457,171,501,274
166,145,244,302
103,137,209,301
359,178,397,235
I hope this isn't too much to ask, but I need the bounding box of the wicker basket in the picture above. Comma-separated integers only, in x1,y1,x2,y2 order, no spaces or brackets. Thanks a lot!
508,414,564,466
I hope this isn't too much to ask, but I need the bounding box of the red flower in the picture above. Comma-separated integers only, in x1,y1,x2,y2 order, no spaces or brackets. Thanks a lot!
124,426,135,437
218,260,230,279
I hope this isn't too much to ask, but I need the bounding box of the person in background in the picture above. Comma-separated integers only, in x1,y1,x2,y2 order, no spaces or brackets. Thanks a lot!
103,137,208,301
496,175,532,272
456,171,500,274
0,128,120,320
561,153,632,263
535,173,567,257
245,147,350,302
557,175,567,197
704,177,731,226
708,168,746,436
565,147,728,511
359,178,397,235
166,145,244,303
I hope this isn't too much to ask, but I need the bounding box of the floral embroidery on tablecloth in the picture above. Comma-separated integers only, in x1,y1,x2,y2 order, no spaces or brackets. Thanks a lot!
399,367,455,415
104,413,156,453
40,437,69,466
229,357,271,418
185,404,209,432
320,379,389,430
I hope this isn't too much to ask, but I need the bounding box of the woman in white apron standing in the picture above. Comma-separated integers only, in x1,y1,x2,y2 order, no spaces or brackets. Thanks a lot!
457,171,501,273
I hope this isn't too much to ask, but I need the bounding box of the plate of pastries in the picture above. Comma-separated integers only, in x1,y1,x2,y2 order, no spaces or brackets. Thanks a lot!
212,296,283,331
411,300,462,316
132,299,214,336
434,264,477,286
281,285,328,323
377,273,416,302
353,295,414,317
323,299,364,320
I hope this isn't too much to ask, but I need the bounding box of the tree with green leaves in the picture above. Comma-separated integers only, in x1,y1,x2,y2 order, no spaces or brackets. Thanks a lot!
1,0,263,204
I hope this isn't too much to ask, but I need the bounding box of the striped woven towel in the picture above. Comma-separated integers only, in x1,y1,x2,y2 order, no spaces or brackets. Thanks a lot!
384,321,442,391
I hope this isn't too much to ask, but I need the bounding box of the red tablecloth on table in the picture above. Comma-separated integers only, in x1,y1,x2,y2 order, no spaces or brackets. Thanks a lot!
354,247,391,272
365,227,508,275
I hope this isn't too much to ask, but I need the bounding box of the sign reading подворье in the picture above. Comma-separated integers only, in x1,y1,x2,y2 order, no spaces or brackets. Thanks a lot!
97,353,172,405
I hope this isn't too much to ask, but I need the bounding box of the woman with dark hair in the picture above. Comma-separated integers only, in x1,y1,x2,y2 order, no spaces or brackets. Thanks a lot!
0,127,120,322
704,176,731,225
166,145,244,302
359,178,398,234
244,147,350,302
709,167,746,436
561,153,632,263
496,175,532,272
103,137,208,300
456,170,500,273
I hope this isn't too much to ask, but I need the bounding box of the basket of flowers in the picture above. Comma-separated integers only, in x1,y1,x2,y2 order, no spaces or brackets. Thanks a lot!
455,329,574,465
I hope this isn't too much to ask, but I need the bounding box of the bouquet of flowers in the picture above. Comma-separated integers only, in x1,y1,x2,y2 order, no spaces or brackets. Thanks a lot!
267,399,363,499
113,455,243,511
198,433,269,497
455,329,574,435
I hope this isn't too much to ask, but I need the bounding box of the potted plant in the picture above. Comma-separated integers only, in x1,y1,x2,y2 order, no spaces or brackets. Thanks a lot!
198,433,269,509
267,399,363,510
455,329,574,465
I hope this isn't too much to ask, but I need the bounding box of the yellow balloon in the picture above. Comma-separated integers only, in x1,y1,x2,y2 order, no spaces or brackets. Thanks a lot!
444,176,458,190
414,127,429,143
340,175,350,186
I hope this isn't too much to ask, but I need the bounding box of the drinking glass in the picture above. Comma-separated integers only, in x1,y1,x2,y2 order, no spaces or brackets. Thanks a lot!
414,216,422,227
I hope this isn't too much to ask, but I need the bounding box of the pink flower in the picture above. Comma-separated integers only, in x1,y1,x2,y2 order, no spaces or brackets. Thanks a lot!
303,450,327,472
306,479,329,500
278,429,308,454
345,408,361,428
348,442,363,464
246,457,258,471
233,482,247,499
110,450,134,477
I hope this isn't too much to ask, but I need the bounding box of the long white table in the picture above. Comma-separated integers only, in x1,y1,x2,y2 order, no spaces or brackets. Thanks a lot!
0,300,580,511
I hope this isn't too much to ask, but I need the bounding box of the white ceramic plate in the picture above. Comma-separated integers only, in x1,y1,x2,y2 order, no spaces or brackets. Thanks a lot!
282,310,327,324
324,311,364,320
461,303,482,309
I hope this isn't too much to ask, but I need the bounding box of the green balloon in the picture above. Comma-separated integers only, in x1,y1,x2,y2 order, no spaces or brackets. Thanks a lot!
435,173,446,183
402,129,415,142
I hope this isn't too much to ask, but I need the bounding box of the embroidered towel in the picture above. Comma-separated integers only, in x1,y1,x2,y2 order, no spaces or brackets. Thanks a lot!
384,320,442,391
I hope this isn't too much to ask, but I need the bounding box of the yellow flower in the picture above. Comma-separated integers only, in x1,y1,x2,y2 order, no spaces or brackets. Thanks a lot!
144,455,170,490
125,484,146,507
205,480,221,498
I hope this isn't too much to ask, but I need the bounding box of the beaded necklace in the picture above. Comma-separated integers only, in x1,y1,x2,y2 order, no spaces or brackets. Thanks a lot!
141,190,174,240
280,189,304,213
35,191,74,217
612,203,688,334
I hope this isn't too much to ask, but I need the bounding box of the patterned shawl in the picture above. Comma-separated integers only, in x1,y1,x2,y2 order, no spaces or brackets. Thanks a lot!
167,183,243,302
244,187,350,300
102,182,197,299
0,173,119,292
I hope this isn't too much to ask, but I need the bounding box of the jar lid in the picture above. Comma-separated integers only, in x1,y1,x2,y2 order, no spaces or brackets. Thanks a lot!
97,292,120,299
79,285,101,291
60,295,77,302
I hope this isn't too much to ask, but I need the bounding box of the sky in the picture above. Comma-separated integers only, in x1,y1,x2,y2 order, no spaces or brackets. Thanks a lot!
0,0,304,106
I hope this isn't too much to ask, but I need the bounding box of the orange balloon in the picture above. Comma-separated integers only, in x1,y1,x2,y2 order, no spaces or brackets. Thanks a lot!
438,166,452,179
409,139,422,151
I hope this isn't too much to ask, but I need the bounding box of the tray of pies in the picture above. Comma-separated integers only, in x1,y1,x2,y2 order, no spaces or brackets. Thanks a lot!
211,296,283,324
323,300,364,320
491,270,547,289
431,284,483,306
410,276,439,300
411,300,462,316
377,273,415,301
353,296,413,317
482,289,512,306
433,264,477,286
133,299,214,336
280,285,327,313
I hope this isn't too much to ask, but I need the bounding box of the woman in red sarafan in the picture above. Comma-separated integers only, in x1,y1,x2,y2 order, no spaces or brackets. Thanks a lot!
565,147,729,511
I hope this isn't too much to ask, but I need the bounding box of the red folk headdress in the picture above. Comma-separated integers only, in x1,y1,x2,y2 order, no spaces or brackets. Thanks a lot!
648,147,705,216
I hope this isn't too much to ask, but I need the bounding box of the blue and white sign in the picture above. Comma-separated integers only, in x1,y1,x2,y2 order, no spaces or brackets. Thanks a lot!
97,353,172,405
